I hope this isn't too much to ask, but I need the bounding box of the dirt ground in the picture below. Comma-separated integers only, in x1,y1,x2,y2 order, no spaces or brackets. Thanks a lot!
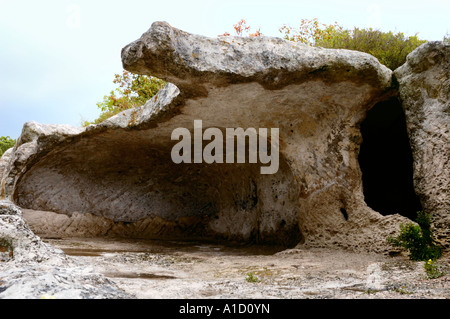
43,237,449,299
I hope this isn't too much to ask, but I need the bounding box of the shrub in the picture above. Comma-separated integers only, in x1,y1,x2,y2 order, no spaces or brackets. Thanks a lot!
316,27,427,70
0,136,16,157
82,71,166,126
279,19,427,70
279,18,342,45
245,272,260,283
387,211,442,261
424,259,446,279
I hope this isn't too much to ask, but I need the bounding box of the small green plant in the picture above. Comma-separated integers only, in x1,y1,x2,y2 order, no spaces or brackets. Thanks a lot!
387,211,442,261
424,259,446,279
393,287,413,295
245,272,260,283
0,136,16,157
364,289,380,295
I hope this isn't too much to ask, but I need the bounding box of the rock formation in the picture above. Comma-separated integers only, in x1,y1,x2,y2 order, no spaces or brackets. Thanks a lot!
0,200,132,298
0,22,447,252
394,41,450,248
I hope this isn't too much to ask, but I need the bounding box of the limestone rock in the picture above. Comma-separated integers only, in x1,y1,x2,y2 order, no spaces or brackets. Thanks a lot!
122,21,393,96
1,22,412,253
0,199,22,216
0,199,63,263
394,41,450,248
0,200,132,299
0,148,13,184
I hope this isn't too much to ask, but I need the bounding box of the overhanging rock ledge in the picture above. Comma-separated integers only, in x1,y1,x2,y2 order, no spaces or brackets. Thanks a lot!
1,21,430,253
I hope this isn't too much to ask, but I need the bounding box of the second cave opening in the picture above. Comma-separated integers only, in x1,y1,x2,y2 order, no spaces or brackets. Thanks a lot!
358,98,422,221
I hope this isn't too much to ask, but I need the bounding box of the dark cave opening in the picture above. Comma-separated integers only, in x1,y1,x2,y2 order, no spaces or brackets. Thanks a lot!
358,98,422,221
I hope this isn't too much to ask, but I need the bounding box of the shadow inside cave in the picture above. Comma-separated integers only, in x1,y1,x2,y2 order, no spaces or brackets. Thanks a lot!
358,98,422,221
14,129,303,248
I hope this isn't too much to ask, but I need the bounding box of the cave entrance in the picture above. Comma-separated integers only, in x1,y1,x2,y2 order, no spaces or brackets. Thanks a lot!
358,98,422,220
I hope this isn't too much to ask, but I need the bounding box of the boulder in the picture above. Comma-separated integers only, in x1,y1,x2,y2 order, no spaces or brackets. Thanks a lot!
394,41,450,248
1,22,415,252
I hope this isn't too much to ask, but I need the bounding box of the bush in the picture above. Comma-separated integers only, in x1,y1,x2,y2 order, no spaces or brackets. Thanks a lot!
279,18,342,45
387,211,442,261
316,28,427,70
82,71,166,126
245,272,260,283
424,259,446,279
0,136,16,157
279,19,427,70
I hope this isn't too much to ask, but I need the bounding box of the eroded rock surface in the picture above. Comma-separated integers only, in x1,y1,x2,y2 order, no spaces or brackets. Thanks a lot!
1,22,422,252
394,41,450,248
0,200,132,298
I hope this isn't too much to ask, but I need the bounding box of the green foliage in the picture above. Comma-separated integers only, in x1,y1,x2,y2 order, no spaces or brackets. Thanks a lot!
0,136,16,157
424,259,446,279
280,19,427,70
245,272,260,283
279,18,343,45
393,287,413,295
317,28,427,70
387,211,442,261
82,71,166,126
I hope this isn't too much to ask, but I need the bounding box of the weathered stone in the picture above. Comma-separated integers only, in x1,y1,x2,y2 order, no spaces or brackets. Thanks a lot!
394,41,450,248
0,200,132,299
0,199,64,263
1,22,416,253
0,148,13,184
122,21,393,95
0,198,22,216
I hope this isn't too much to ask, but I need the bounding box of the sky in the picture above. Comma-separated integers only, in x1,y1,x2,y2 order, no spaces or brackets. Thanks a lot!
0,0,449,139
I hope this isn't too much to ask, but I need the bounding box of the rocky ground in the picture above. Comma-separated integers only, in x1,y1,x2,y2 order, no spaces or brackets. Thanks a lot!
1,199,448,300
27,237,449,299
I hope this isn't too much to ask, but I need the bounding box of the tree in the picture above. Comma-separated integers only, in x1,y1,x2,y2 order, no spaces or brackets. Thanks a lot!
0,136,16,157
82,71,166,126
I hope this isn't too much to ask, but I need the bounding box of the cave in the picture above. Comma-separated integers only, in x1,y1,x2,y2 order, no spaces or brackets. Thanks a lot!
358,98,422,220
5,21,435,253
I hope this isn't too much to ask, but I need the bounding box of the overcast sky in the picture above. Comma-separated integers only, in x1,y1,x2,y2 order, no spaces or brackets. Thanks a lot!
0,0,448,139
